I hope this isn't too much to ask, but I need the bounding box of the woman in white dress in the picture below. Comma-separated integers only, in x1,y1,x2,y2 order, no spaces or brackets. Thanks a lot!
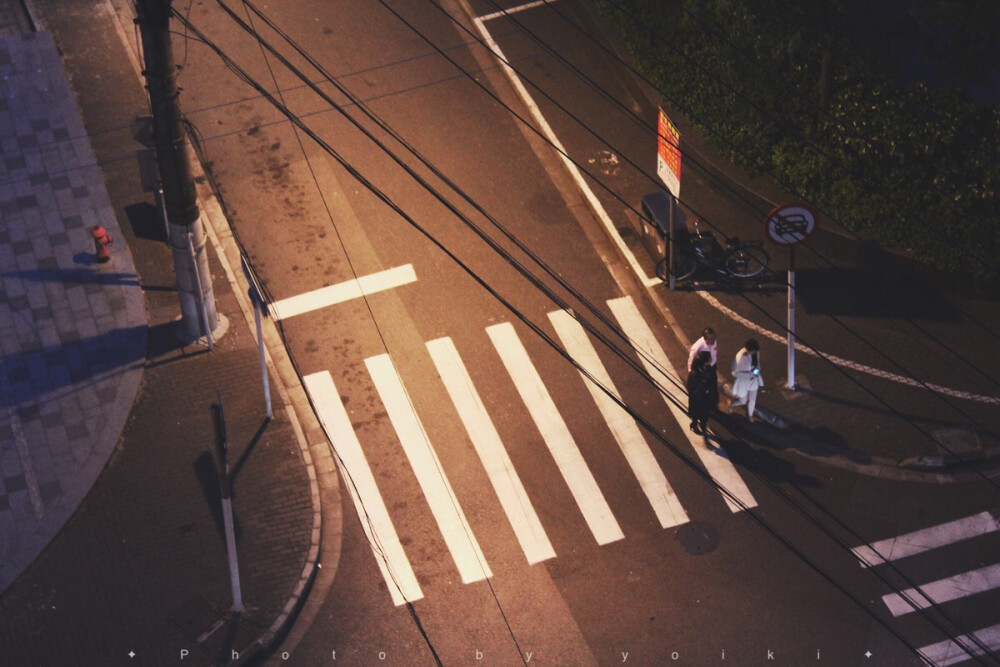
729,339,763,421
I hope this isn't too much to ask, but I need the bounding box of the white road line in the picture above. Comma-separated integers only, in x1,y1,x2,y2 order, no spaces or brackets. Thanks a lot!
270,264,416,321
427,337,556,565
365,354,492,584
919,622,1000,667
548,310,689,529
469,10,660,288
302,371,422,606
882,563,1000,617
852,511,1000,567
608,296,758,512
487,322,625,545
479,0,553,22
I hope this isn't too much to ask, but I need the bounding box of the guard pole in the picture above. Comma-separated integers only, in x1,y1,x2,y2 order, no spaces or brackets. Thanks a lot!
212,395,244,612
668,194,676,291
786,246,796,389
254,299,273,419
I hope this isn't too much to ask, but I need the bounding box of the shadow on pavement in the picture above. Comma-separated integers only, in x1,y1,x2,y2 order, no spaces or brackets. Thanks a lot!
797,267,961,320
707,429,823,489
716,411,874,467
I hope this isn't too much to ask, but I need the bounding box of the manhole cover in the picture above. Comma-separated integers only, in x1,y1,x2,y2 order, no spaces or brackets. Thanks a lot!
676,521,719,555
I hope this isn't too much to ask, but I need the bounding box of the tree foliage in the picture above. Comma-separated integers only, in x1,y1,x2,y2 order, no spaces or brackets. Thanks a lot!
596,0,1000,287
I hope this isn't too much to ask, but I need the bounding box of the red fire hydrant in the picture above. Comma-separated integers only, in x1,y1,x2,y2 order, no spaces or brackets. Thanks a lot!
91,225,114,263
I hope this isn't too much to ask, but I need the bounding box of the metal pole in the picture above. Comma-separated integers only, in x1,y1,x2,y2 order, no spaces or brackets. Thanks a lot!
668,194,676,291
136,0,219,341
157,187,169,241
254,299,273,419
212,395,244,613
786,246,796,389
187,231,213,350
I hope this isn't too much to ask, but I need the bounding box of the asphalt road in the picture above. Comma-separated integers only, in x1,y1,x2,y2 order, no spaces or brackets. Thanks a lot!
71,0,1000,664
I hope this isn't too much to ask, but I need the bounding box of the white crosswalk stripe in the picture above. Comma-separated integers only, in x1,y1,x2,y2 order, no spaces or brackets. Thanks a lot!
919,622,1000,667
607,296,757,512
548,309,689,529
304,297,765,605
426,337,556,565
852,510,1000,567
303,370,423,606
882,563,1000,617
852,510,1000,663
366,353,492,584
487,322,625,545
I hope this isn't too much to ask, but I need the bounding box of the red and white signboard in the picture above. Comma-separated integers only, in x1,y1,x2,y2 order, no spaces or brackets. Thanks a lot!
656,108,681,198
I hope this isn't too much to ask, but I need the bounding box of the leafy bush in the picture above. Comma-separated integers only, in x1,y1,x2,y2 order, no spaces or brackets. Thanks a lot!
596,0,1000,288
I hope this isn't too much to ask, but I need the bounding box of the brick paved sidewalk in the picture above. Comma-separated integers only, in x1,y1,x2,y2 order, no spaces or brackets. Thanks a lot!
0,15,324,667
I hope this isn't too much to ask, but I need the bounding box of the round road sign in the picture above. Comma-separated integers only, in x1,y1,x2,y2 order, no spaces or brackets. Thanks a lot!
765,203,816,245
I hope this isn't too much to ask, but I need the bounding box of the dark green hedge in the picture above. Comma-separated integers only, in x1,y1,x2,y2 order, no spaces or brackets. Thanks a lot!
595,0,1000,287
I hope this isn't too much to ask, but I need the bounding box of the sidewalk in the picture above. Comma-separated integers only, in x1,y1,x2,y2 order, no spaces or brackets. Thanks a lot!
641,145,1000,482
0,18,324,667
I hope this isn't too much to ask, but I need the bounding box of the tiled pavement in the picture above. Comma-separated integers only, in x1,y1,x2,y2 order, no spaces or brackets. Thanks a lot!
0,28,147,596
0,9,324,666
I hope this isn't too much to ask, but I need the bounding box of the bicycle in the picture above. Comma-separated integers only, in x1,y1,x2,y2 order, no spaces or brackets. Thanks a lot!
656,219,769,282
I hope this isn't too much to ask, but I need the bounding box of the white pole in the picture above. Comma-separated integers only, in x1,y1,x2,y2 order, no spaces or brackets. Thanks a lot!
187,230,213,350
786,246,796,389
213,399,243,613
668,194,676,291
222,496,243,612
254,299,273,419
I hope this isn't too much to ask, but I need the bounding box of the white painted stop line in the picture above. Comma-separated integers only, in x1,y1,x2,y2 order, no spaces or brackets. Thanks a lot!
270,264,416,321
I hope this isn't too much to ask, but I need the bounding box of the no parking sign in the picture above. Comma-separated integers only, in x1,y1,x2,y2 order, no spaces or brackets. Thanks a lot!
765,203,816,246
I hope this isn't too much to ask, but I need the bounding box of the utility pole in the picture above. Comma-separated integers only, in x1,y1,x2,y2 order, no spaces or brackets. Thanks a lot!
135,0,222,344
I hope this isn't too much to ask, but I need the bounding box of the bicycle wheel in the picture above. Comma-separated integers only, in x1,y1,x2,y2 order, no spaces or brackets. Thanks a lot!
657,249,698,281
725,246,768,279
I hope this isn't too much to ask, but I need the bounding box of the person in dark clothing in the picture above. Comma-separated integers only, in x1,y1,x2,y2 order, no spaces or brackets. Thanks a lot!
686,351,719,435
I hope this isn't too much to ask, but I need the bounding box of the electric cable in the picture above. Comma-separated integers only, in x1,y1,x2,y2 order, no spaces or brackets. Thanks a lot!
171,5,999,663
431,0,1000,472
207,0,996,656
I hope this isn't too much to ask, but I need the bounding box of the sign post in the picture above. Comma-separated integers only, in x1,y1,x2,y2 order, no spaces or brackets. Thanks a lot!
242,255,272,419
764,204,816,389
656,108,682,290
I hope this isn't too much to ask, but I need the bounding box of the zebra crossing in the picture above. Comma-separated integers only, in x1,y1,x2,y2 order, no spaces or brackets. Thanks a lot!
304,295,757,605
851,510,1000,665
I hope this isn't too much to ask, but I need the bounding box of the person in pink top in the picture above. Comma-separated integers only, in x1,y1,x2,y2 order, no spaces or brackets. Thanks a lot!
687,327,718,376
